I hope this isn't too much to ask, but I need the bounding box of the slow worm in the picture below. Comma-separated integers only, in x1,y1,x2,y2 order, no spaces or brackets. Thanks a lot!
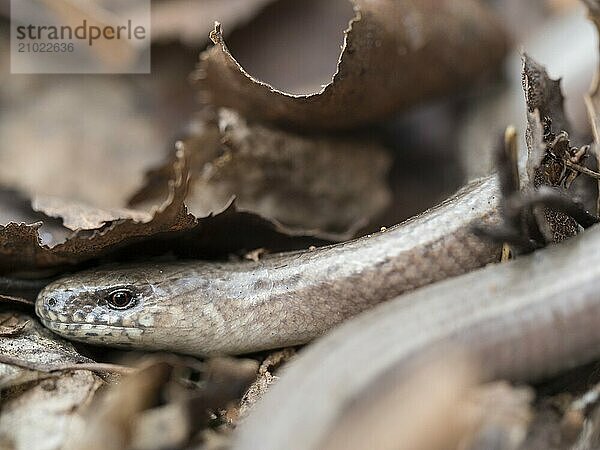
233,222,600,450
35,175,501,355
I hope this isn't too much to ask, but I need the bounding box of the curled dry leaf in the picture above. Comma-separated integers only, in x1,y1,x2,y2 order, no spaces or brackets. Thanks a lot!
0,135,338,274
194,0,508,130
0,145,194,273
32,197,153,232
0,75,167,210
131,109,391,239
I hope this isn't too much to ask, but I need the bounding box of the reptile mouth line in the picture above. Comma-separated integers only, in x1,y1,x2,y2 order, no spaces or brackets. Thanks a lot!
38,316,143,336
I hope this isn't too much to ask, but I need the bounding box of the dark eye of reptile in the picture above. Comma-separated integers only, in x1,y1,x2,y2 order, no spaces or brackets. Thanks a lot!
106,289,135,309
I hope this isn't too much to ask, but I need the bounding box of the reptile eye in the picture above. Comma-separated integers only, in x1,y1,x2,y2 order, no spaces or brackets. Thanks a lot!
106,289,134,309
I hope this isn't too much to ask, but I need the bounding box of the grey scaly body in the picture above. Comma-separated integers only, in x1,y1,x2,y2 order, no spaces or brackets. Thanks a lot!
36,175,501,355
234,222,600,450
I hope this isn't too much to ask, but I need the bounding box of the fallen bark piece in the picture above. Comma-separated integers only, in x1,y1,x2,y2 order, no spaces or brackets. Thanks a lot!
195,0,508,130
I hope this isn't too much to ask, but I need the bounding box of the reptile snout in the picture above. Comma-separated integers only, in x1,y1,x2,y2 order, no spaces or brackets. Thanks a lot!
35,285,72,324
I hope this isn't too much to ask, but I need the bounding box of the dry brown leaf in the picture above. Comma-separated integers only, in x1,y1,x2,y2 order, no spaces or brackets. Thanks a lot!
0,75,167,209
0,309,103,446
522,56,572,185
0,145,195,273
0,131,335,274
66,356,258,450
64,362,173,450
32,197,152,231
522,52,571,136
0,312,92,372
522,53,598,239
0,188,71,247
194,0,508,130
0,370,104,450
131,109,391,239
521,52,591,189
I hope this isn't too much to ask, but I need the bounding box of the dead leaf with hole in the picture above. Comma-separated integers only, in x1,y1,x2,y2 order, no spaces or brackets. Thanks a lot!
194,0,508,130
131,109,391,239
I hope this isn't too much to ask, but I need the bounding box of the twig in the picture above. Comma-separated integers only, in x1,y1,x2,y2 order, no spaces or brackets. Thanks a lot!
0,355,136,375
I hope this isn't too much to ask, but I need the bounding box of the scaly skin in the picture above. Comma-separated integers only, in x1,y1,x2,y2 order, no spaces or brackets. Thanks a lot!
36,175,501,355
233,222,600,450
